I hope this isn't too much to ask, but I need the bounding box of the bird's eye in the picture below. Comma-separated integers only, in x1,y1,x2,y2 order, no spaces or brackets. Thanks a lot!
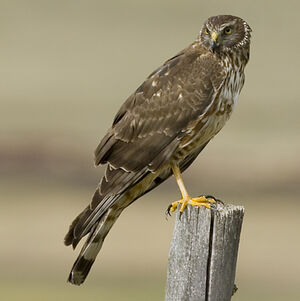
224,27,232,35
204,28,209,35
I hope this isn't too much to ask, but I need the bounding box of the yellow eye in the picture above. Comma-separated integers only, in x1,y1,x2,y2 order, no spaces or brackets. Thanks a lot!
204,28,209,35
224,27,232,35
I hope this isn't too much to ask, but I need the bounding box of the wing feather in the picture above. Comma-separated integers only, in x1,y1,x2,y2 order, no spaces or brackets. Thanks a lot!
95,44,226,175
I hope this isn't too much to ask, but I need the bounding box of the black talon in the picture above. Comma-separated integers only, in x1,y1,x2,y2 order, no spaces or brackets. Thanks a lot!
205,195,224,205
205,195,218,201
165,204,172,217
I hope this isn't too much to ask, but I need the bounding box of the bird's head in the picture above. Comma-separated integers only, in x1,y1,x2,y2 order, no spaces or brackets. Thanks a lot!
199,15,252,54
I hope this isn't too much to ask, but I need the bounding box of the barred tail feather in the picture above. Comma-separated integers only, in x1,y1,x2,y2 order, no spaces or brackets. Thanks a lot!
68,206,123,285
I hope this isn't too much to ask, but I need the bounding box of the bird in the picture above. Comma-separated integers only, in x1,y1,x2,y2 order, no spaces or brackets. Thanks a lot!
64,14,252,285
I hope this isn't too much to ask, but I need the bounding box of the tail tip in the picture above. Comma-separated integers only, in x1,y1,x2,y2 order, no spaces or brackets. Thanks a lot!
68,271,84,286
67,257,95,286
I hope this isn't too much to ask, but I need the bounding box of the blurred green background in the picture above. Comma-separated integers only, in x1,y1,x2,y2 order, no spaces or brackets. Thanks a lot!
1,0,299,300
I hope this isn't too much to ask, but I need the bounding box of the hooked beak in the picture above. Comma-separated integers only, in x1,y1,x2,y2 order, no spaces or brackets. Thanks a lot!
210,31,219,52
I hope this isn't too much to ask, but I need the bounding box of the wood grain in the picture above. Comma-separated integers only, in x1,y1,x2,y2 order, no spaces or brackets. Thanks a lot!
165,203,244,301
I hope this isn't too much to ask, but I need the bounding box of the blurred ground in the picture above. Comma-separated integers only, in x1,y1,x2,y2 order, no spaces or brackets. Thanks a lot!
1,0,300,300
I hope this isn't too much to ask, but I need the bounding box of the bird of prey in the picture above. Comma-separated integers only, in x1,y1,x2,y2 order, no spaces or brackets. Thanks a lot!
65,15,252,285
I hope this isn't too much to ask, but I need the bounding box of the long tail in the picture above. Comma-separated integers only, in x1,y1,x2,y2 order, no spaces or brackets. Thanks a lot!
64,165,151,285
64,143,210,285
66,204,123,285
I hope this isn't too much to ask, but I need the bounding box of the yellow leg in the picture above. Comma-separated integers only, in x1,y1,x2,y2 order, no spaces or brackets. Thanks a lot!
168,164,215,214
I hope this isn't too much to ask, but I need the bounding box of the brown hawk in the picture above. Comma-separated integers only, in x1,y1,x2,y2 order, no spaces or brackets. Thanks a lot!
65,15,252,285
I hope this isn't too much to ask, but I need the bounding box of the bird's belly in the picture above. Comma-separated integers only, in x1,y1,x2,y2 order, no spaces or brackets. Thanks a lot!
186,112,229,152
198,110,230,142
173,66,244,163
173,95,237,163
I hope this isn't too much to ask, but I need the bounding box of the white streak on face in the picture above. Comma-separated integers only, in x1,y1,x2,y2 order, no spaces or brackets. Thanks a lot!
152,80,157,87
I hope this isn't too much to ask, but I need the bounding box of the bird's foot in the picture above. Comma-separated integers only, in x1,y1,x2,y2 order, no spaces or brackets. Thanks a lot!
166,195,215,217
205,195,224,206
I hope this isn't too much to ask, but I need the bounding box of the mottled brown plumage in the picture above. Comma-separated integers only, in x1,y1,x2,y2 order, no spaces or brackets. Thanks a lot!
65,15,252,285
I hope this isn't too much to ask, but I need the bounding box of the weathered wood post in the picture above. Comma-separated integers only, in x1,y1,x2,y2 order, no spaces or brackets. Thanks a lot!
165,203,244,301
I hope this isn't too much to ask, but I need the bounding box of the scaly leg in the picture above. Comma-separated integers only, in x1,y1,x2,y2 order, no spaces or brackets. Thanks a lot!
167,164,215,214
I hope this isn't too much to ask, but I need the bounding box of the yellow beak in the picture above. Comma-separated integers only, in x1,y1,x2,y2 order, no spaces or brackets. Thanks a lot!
211,31,218,42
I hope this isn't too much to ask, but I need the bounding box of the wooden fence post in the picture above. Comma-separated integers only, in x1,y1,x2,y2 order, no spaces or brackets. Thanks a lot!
165,203,244,301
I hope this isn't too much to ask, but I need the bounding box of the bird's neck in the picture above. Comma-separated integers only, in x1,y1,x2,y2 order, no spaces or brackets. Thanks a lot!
220,47,250,72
